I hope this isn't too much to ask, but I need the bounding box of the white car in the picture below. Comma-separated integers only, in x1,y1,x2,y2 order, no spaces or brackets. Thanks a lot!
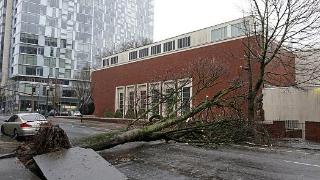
0,113,47,138
74,111,82,117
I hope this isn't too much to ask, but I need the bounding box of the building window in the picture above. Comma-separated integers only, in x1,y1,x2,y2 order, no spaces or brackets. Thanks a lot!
165,87,175,117
59,58,65,68
212,26,228,42
20,33,38,45
102,59,109,66
139,48,149,58
163,40,175,52
25,66,37,76
116,88,125,116
44,57,56,67
20,45,38,55
150,87,160,116
178,36,191,49
231,21,249,37
128,91,135,110
181,87,191,115
129,51,138,60
37,47,44,55
19,54,37,65
151,44,161,55
60,39,67,48
36,67,43,76
110,56,118,65
140,90,147,111
65,69,71,78
45,37,58,47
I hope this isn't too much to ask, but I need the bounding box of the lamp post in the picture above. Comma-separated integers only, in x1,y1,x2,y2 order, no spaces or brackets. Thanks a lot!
37,90,40,113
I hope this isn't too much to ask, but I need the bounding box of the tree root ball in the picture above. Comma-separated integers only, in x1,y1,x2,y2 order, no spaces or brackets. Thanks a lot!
16,123,71,166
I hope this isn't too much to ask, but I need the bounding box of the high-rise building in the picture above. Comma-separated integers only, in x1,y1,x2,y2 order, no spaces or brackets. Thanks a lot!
0,0,154,113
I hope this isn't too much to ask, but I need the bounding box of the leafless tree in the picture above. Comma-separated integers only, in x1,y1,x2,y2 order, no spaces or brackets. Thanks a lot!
241,0,320,126
73,64,93,114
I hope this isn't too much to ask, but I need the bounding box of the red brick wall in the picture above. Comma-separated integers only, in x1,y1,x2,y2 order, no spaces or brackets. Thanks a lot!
305,121,320,142
92,38,295,117
264,121,286,139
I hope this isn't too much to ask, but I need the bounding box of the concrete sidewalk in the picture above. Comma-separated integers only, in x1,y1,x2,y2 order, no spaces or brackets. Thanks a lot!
275,139,320,151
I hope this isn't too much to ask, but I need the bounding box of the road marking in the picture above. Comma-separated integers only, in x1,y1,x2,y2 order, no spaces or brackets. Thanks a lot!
284,160,320,168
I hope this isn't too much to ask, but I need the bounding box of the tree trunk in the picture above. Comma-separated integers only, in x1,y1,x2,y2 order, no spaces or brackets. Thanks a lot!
81,86,239,151
247,94,255,128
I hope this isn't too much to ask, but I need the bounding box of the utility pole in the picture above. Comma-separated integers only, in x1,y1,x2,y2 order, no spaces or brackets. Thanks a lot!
46,75,50,116
31,86,35,112
37,90,40,112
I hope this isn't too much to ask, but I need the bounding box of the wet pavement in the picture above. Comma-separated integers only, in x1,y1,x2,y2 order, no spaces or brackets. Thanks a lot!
34,147,126,180
0,115,21,154
101,142,320,180
49,117,126,141
0,158,40,180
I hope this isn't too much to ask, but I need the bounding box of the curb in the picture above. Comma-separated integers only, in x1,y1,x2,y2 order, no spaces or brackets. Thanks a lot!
0,153,16,160
54,116,148,125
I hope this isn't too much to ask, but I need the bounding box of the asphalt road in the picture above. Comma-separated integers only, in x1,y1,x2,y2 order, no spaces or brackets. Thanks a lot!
102,142,320,180
48,117,125,140
2,115,320,179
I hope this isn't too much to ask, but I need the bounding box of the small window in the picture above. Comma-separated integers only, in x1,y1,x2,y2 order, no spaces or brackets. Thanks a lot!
129,51,138,60
151,44,161,55
110,56,118,65
60,39,67,48
139,48,149,58
212,26,228,42
163,41,175,52
231,22,249,37
20,33,38,45
45,37,58,47
178,36,191,49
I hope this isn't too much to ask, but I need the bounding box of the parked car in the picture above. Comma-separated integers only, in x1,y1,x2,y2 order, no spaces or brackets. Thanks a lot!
74,111,82,117
0,113,47,139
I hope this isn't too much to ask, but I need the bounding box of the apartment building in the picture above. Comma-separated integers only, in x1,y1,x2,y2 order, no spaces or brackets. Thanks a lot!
0,0,154,113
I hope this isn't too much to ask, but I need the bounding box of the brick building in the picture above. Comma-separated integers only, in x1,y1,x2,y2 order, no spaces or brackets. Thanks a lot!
92,17,295,119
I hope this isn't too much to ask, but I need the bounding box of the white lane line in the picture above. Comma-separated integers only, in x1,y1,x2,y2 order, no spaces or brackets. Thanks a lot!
284,160,320,168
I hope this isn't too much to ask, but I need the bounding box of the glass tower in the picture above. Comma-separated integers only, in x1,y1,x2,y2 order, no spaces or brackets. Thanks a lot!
0,0,154,113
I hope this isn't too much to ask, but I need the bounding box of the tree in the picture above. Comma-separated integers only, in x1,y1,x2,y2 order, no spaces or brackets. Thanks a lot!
75,59,247,150
242,0,320,126
73,64,95,115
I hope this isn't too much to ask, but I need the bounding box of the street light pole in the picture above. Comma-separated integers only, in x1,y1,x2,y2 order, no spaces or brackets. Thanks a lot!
37,90,40,112
46,74,50,116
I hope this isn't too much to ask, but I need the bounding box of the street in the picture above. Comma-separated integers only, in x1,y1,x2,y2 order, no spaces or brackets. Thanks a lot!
0,115,126,154
102,142,320,180
1,115,320,179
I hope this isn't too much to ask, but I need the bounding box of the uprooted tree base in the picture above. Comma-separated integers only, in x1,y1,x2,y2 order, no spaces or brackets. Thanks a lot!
16,123,71,178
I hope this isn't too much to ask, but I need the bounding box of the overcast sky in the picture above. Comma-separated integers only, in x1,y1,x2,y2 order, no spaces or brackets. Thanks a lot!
154,0,248,41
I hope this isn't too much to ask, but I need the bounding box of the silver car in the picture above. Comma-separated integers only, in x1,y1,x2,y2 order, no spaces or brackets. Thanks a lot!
0,113,47,138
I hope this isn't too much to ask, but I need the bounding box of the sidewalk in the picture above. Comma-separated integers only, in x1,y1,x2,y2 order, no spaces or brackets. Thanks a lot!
274,139,320,151
54,115,148,125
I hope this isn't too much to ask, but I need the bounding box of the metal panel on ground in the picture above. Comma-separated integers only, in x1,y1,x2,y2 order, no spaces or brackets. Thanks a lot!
33,147,127,180
0,158,40,180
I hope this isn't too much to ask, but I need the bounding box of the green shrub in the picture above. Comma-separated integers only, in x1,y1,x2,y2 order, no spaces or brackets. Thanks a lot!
104,111,114,118
114,109,123,118
125,109,136,119
137,109,147,119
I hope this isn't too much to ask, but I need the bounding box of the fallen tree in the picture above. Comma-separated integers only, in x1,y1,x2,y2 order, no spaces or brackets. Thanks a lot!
76,83,245,151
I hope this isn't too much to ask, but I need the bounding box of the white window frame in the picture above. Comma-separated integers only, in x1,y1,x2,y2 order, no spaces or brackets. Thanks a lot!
148,82,162,117
115,86,125,117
